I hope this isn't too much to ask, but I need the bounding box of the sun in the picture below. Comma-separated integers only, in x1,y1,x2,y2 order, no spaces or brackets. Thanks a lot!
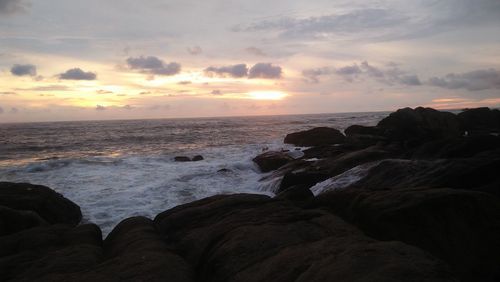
247,91,287,100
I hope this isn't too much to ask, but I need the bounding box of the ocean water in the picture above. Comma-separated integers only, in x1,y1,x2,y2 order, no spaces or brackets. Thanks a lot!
0,112,387,234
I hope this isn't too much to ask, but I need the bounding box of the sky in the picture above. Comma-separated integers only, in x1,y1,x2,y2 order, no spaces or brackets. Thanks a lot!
0,0,499,122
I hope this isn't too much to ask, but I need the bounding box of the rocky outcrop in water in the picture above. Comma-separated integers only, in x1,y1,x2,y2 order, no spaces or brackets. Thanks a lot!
2,107,500,281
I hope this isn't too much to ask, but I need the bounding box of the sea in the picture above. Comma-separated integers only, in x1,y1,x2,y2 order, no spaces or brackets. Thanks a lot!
0,112,388,234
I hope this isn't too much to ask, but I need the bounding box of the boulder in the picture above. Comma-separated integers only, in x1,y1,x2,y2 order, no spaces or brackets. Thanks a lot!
312,187,500,282
345,125,384,136
458,107,500,134
192,155,204,161
0,182,82,226
174,156,192,162
252,151,293,172
275,184,314,203
0,205,48,236
155,194,456,282
377,107,461,143
284,127,346,147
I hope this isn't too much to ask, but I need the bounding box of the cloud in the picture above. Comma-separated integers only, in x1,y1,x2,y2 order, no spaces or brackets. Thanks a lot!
428,69,500,91
178,81,192,85
16,85,71,91
59,68,97,80
248,63,282,79
245,47,266,56
11,64,37,76
0,107,3,114
126,56,181,76
10,107,18,114
302,61,421,86
96,105,106,111
186,46,202,55
235,9,408,40
211,89,222,95
399,74,422,86
0,91,17,95
205,64,248,78
0,0,27,15
96,89,113,94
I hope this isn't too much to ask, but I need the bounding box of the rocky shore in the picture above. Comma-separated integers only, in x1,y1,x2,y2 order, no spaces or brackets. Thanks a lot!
1,107,499,281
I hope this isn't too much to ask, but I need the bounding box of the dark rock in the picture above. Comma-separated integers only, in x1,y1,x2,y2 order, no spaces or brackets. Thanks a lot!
0,182,82,226
377,107,461,143
345,125,384,136
275,184,314,203
284,127,346,147
155,194,456,282
253,151,293,172
192,155,204,161
0,205,48,236
279,170,331,192
412,135,500,159
458,107,500,134
312,187,500,282
343,158,500,197
0,224,103,281
217,168,232,173
174,156,192,162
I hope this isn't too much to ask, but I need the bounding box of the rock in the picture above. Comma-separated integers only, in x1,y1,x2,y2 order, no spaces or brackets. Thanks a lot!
458,107,500,134
217,168,232,173
0,224,103,281
192,155,204,161
174,156,192,162
0,205,48,236
155,194,456,282
284,127,346,147
345,125,384,136
312,187,500,281
377,107,461,143
275,184,314,203
342,158,500,197
252,151,293,172
0,182,82,226
412,135,500,159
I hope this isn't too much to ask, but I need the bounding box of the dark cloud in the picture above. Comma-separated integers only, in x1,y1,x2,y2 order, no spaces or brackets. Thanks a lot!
205,64,248,78
186,46,202,55
178,81,192,85
123,105,133,110
211,89,222,95
248,63,282,79
126,56,181,76
302,61,421,86
59,68,97,80
11,64,37,76
96,105,106,111
96,89,113,94
10,107,18,114
398,75,422,86
0,107,3,114
245,47,266,56
428,68,500,91
16,85,71,91
0,91,17,95
0,0,27,15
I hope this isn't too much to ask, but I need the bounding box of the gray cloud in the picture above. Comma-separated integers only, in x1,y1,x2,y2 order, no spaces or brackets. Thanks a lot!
211,89,222,95
186,46,202,55
59,68,97,80
0,91,17,95
235,9,408,40
428,68,500,91
0,0,26,15
10,107,18,114
96,89,113,94
205,64,248,78
96,105,106,111
11,64,36,76
178,81,192,85
303,61,421,86
0,106,3,114
245,47,266,56
248,63,282,79
126,56,181,76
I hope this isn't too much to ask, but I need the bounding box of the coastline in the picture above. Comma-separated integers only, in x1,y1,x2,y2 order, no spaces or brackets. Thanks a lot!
1,106,499,281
